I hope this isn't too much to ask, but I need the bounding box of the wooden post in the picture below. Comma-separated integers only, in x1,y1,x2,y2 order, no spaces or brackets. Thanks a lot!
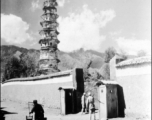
60,90,66,115
99,85,107,119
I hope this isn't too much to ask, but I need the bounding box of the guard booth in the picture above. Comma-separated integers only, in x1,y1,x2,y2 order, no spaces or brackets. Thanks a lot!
58,86,77,115
96,80,118,119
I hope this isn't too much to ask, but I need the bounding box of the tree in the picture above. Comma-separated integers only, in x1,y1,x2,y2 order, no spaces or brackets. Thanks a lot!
104,47,116,63
3,56,21,81
2,53,38,82
20,54,37,77
99,63,110,79
119,49,128,60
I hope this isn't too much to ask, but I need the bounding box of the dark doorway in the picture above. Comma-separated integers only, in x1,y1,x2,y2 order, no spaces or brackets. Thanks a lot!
75,69,84,93
65,89,77,114
65,89,73,114
117,85,126,117
59,87,78,115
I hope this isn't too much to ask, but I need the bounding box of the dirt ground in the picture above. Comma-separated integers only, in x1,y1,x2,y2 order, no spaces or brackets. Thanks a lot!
1,100,150,120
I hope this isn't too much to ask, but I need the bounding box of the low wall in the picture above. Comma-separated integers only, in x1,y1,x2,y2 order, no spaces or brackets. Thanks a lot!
1,68,84,110
117,74,151,117
1,70,74,109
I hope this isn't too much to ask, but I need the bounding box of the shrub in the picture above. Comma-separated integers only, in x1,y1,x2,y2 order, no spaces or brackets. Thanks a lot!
3,56,21,81
104,47,116,63
99,63,110,80
2,54,37,82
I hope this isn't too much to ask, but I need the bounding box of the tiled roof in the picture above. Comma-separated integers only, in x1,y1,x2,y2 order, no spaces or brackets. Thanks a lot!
96,80,118,86
116,56,151,67
58,86,75,90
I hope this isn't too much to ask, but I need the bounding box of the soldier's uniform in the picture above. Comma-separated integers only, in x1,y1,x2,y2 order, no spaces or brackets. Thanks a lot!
86,93,96,120
30,100,44,120
86,95,95,113
81,93,86,114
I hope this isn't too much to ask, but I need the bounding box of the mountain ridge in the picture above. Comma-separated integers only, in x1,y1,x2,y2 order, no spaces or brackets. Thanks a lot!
1,45,105,74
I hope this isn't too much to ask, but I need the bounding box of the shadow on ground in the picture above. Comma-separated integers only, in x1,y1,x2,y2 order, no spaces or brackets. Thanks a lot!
0,107,18,120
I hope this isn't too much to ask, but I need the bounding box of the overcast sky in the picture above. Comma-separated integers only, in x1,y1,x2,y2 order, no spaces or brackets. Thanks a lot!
1,0,151,55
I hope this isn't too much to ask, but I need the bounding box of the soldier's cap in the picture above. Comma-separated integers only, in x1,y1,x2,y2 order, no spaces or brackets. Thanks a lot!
88,92,91,96
33,100,37,104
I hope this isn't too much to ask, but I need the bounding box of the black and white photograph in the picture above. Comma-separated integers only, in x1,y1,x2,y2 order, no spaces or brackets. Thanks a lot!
1,0,151,120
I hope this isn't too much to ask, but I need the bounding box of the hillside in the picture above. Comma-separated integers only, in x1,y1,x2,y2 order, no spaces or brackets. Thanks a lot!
1,45,40,74
1,45,105,74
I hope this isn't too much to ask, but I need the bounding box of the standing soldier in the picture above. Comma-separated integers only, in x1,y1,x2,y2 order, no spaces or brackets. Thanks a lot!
29,100,44,120
86,92,96,120
81,93,87,114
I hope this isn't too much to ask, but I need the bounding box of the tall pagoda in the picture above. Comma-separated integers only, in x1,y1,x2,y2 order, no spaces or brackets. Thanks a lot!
39,0,60,74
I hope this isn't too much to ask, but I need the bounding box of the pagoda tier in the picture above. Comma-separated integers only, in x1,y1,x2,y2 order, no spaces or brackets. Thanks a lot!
39,39,59,50
39,59,60,73
38,0,60,74
43,0,58,8
43,6,57,14
39,39,60,44
41,14,59,22
39,50,59,60
39,38,59,42
40,21,59,29
40,29,59,35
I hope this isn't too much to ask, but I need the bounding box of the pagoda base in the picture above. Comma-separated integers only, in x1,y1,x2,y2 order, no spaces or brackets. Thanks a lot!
38,68,60,75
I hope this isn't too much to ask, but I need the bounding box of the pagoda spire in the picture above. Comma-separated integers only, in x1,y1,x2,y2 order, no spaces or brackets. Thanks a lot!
39,0,60,74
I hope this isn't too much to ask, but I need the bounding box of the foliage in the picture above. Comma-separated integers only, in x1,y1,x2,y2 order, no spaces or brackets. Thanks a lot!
20,54,38,77
119,49,128,60
99,63,110,80
83,68,103,82
2,54,38,82
104,47,116,63
3,56,21,82
1,45,39,75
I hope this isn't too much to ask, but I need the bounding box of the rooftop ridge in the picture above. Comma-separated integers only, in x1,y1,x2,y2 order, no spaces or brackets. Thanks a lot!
116,56,151,67
2,69,73,84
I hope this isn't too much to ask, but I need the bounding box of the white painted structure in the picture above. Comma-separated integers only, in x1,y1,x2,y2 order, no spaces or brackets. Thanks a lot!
110,55,151,117
1,69,84,111
110,55,151,79
116,56,151,77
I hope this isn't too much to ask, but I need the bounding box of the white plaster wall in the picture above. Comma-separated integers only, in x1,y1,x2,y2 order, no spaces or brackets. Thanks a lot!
110,56,117,80
1,75,73,109
117,74,151,117
116,64,151,117
116,64,151,77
